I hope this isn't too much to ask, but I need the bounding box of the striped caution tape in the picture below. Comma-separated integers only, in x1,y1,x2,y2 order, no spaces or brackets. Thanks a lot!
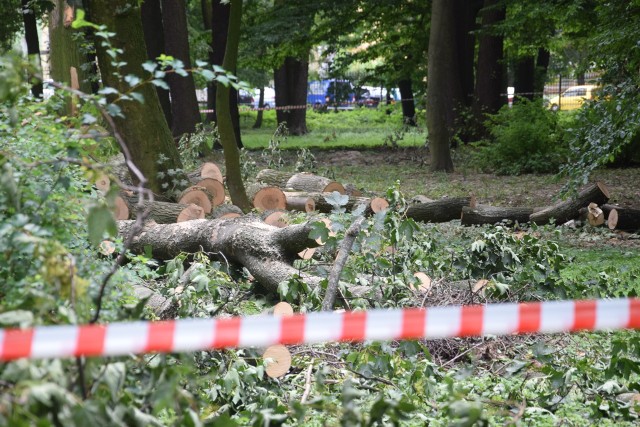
200,104,309,113
1,298,639,361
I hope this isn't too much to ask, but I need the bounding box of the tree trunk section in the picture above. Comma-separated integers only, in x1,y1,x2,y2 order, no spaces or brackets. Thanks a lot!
426,0,458,172
286,173,345,194
140,0,172,128
162,0,202,139
530,182,610,225
461,205,533,226
455,0,482,109
124,199,205,223
405,197,474,223
253,87,265,129
283,192,387,215
215,0,251,210
21,0,42,98
398,78,416,126
91,0,185,196
274,56,309,135
118,218,321,293
514,55,535,101
246,183,287,211
601,205,640,232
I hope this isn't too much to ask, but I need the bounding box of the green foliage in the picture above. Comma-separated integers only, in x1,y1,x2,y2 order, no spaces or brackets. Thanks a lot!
178,123,220,170
475,99,569,175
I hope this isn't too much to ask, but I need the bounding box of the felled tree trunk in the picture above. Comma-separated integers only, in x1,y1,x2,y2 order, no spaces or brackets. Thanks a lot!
283,192,387,215
118,218,321,292
601,204,640,232
530,182,609,225
461,205,533,226
405,197,474,223
124,199,205,223
286,173,345,194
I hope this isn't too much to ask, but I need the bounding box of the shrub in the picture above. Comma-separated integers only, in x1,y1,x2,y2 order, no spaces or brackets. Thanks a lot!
475,98,569,175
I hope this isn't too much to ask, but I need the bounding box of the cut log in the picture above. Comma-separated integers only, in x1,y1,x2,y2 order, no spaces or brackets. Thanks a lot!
177,204,206,223
601,204,640,232
285,195,316,213
98,240,116,256
344,183,363,197
283,191,387,215
587,202,605,226
200,162,223,183
405,197,473,223
123,199,205,223
209,204,243,219
263,344,291,378
118,218,322,293
195,178,226,206
178,186,213,214
262,210,289,228
113,196,130,220
246,183,287,211
256,169,294,188
530,182,610,225
95,174,110,194
286,172,345,194
461,205,534,226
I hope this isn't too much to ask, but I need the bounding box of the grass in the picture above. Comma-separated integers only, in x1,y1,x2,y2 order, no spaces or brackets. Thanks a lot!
238,105,427,150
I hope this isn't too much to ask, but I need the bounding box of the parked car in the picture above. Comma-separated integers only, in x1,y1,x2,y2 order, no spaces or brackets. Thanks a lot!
238,89,254,106
253,87,276,109
547,85,599,111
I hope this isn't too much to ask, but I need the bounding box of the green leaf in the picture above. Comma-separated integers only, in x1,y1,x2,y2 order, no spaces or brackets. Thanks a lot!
0,310,34,327
124,74,141,87
142,61,157,73
151,79,169,90
87,205,117,246
102,363,126,402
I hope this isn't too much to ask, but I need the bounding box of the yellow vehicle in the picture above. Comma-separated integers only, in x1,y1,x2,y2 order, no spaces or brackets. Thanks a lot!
547,85,599,111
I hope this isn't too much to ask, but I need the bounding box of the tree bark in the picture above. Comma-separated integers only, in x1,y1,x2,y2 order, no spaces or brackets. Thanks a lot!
162,0,202,139
124,199,205,223
91,0,185,196
282,192,387,216
140,0,172,128
601,205,640,232
530,182,610,225
461,205,533,226
514,55,535,101
426,0,458,172
216,0,251,210
286,173,345,194
21,0,42,98
253,87,265,129
274,56,309,135
473,0,505,136
398,78,416,126
455,0,482,109
406,197,474,223
118,218,321,293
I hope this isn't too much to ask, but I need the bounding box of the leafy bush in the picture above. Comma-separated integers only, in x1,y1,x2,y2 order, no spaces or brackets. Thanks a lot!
475,98,569,175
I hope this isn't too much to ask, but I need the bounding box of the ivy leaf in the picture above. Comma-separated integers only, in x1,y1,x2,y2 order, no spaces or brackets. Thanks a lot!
152,79,169,90
87,205,117,246
308,221,329,244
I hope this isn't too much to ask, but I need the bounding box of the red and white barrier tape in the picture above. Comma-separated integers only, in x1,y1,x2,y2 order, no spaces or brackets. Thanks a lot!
200,104,309,113
2,298,639,361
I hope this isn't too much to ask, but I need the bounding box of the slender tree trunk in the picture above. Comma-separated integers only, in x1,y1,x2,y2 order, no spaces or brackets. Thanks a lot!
207,0,242,148
253,87,264,129
216,0,251,210
535,47,550,98
274,56,308,135
162,0,201,139
48,1,92,113
473,0,505,136
398,78,416,126
141,0,172,128
91,0,184,196
455,0,482,108
21,0,42,98
426,0,458,172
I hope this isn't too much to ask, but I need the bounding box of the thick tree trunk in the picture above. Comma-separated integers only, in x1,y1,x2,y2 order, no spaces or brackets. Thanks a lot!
398,78,416,126
282,192,388,216
461,205,533,226
535,48,551,99
274,56,309,135
530,182,610,225
118,218,321,293
405,197,474,223
455,0,482,109
124,199,205,223
514,55,535,101
473,0,505,135
49,1,92,112
21,0,42,98
215,0,251,210
601,205,640,232
91,0,185,195
140,0,172,128
162,0,202,139
253,87,265,129
426,0,458,172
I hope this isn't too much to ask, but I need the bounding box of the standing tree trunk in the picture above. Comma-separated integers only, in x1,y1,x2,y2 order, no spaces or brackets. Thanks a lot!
535,47,551,98
398,78,416,126
206,0,243,148
215,0,251,210
162,0,202,139
91,0,184,195
473,0,505,137
274,56,309,136
513,55,535,101
426,0,458,172
21,0,42,98
455,0,482,109
253,87,265,129
141,0,173,128
48,1,92,113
